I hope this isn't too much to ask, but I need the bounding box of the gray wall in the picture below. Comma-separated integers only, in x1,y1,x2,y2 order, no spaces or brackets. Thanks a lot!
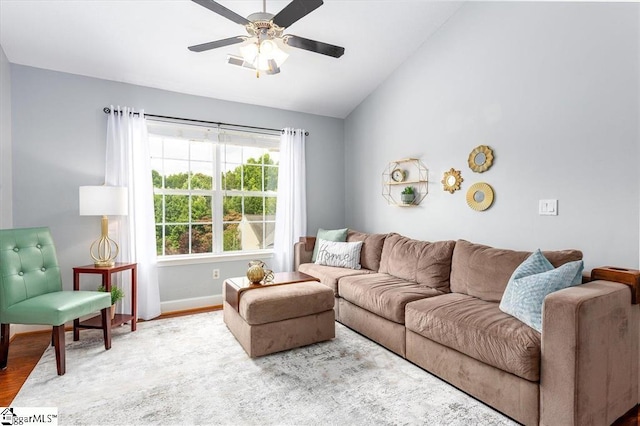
0,45,12,228
10,65,345,309
345,2,640,270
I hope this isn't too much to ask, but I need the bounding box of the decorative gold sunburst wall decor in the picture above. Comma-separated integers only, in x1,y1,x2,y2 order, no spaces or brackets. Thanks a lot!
441,168,463,194
468,145,494,173
466,182,495,211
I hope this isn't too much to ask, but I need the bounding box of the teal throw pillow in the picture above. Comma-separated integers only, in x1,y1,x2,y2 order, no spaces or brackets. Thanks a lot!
499,251,584,332
312,228,348,262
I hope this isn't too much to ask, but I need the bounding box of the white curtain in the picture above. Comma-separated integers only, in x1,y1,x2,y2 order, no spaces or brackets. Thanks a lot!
105,106,161,320
273,128,307,272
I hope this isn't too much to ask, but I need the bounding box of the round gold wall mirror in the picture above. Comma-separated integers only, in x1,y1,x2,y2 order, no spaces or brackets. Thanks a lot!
466,182,494,211
468,145,494,173
441,168,463,194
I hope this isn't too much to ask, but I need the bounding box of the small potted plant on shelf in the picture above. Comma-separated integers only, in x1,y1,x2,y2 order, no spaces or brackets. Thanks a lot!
98,285,125,320
401,186,416,204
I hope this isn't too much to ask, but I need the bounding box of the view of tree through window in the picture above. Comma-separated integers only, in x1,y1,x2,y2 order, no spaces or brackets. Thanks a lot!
149,126,279,257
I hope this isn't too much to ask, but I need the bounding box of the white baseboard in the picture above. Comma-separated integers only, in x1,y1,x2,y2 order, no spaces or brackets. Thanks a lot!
160,294,223,314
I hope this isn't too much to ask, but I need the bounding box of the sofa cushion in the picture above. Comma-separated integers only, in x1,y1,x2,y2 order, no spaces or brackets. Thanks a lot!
378,234,455,292
338,273,443,324
298,262,375,296
239,281,334,325
347,229,387,271
315,240,363,270
405,293,541,381
312,228,348,262
450,239,583,302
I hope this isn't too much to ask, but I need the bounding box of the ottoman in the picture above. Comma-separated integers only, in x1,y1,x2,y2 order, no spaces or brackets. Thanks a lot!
223,280,335,357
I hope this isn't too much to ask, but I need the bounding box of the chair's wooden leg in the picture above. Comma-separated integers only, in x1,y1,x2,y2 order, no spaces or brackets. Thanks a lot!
52,325,66,376
0,323,9,370
101,308,112,350
73,318,80,341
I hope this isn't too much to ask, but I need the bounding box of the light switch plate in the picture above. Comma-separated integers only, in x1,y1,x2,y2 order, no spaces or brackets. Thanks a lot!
539,199,558,216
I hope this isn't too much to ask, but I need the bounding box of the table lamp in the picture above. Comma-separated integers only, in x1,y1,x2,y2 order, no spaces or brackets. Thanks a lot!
79,185,128,267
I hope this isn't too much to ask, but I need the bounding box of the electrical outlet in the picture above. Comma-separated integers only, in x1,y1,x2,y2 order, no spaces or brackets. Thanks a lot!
212,269,220,279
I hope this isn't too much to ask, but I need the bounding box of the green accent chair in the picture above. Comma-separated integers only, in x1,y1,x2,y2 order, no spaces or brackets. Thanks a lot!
0,227,112,375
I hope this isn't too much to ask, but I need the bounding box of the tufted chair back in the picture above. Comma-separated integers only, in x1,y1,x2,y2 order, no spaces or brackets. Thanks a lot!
0,227,63,322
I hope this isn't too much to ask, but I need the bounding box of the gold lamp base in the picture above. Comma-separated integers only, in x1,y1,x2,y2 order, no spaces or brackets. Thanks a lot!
89,216,120,268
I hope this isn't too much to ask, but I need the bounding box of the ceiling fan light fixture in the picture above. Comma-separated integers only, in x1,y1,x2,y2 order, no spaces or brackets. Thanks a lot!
239,38,289,72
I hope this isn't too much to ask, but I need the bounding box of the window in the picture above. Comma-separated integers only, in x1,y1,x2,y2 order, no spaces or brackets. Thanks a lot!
148,121,279,257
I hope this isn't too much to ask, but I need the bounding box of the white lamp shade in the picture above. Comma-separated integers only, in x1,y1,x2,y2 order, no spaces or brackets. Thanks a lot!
79,186,128,216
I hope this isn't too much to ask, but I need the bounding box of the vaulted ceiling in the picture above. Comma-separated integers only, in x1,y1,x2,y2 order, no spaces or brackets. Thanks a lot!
0,0,462,118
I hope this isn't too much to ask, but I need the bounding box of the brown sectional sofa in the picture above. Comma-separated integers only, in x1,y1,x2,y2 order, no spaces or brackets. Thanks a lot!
294,230,639,425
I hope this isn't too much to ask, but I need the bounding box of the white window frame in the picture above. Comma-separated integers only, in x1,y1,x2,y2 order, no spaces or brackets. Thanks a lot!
148,120,280,265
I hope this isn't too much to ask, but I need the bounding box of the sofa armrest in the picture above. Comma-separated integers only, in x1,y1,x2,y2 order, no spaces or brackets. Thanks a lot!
294,237,315,271
540,281,639,426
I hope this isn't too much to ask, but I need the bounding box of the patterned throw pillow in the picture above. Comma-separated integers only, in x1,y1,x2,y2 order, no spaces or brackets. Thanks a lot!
312,228,348,262
500,250,554,309
315,239,363,270
499,250,584,332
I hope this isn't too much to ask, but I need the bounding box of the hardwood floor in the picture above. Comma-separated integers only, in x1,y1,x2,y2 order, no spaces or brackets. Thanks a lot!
1,311,638,425
0,331,51,406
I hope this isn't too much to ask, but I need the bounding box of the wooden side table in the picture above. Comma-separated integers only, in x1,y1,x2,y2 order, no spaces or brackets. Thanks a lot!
73,262,137,341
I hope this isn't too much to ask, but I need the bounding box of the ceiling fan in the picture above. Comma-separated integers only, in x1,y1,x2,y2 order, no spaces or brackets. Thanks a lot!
188,0,345,77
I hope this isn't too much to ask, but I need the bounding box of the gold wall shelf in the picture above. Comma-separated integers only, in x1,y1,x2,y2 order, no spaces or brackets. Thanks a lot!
382,158,428,206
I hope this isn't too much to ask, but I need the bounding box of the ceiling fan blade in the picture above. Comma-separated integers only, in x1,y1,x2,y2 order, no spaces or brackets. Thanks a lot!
191,0,250,25
272,0,323,28
188,36,245,52
227,56,280,76
284,35,345,58
227,55,256,70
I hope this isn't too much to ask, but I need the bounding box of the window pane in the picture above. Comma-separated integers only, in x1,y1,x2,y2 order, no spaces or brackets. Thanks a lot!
265,197,276,215
244,196,264,216
149,124,278,258
243,165,262,191
244,147,264,163
191,224,212,254
264,165,278,191
264,221,276,249
223,223,241,252
155,225,163,256
222,163,242,190
164,224,189,255
151,159,164,188
154,194,163,223
237,218,275,250
267,150,279,164
190,140,213,161
164,160,189,189
223,145,242,164
191,162,213,190
163,138,189,160
223,196,242,218
165,195,189,222
191,195,212,222
149,137,163,158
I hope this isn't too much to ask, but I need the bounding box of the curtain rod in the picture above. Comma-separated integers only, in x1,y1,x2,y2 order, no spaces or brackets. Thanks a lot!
102,107,309,136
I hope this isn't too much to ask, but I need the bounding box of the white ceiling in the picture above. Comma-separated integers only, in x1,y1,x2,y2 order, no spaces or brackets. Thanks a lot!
0,0,462,119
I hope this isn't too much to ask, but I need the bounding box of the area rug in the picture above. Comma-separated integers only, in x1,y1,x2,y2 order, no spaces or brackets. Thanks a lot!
12,311,517,425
